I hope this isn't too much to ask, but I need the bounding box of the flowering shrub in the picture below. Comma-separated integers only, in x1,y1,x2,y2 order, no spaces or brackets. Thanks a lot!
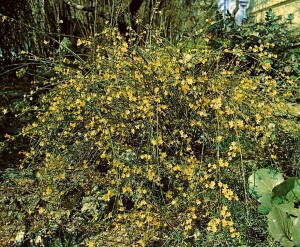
1,25,299,246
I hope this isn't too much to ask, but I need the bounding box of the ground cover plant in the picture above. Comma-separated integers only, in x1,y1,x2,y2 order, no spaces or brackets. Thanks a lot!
249,168,300,246
0,7,300,247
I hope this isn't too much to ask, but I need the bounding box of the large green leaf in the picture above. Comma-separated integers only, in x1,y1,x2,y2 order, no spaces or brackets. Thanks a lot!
291,217,300,246
248,168,284,200
268,206,293,247
272,178,300,205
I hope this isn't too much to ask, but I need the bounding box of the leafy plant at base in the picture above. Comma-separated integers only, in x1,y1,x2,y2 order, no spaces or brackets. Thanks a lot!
249,168,284,214
249,168,300,246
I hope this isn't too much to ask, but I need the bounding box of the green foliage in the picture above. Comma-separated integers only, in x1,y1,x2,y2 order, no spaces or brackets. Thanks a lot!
212,9,294,51
209,9,300,82
268,206,294,247
249,168,300,246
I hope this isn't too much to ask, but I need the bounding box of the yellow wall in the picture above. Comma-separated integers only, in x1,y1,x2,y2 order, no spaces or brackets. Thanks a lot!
248,0,300,30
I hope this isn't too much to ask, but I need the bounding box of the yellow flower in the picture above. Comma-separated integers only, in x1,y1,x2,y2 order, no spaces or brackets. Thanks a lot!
211,97,222,110
38,207,45,214
185,224,192,230
136,220,143,227
44,187,52,195
209,181,215,189
87,241,95,247
122,186,132,194
181,83,190,94
262,62,271,71
147,169,155,181
227,220,233,226
151,139,157,145
221,219,227,227
102,189,114,201
229,226,235,233
210,225,217,233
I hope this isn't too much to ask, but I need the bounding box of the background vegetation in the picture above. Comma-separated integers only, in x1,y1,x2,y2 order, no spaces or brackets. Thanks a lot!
0,0,299,246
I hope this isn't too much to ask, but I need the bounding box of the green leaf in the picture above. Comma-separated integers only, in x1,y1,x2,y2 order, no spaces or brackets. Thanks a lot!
268,206,293,247
291,217,300,246
287,13,294,22
278,203,300,217
272,178,300,205
248,168,284,200
258,192,272,214
266,9,276,22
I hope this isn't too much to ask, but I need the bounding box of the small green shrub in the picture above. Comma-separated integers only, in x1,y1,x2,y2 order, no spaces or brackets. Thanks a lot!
209,9,300,82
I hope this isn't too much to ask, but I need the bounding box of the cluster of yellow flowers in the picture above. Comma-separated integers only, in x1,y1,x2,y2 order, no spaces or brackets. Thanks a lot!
16,27,299,245
207,206,240,238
